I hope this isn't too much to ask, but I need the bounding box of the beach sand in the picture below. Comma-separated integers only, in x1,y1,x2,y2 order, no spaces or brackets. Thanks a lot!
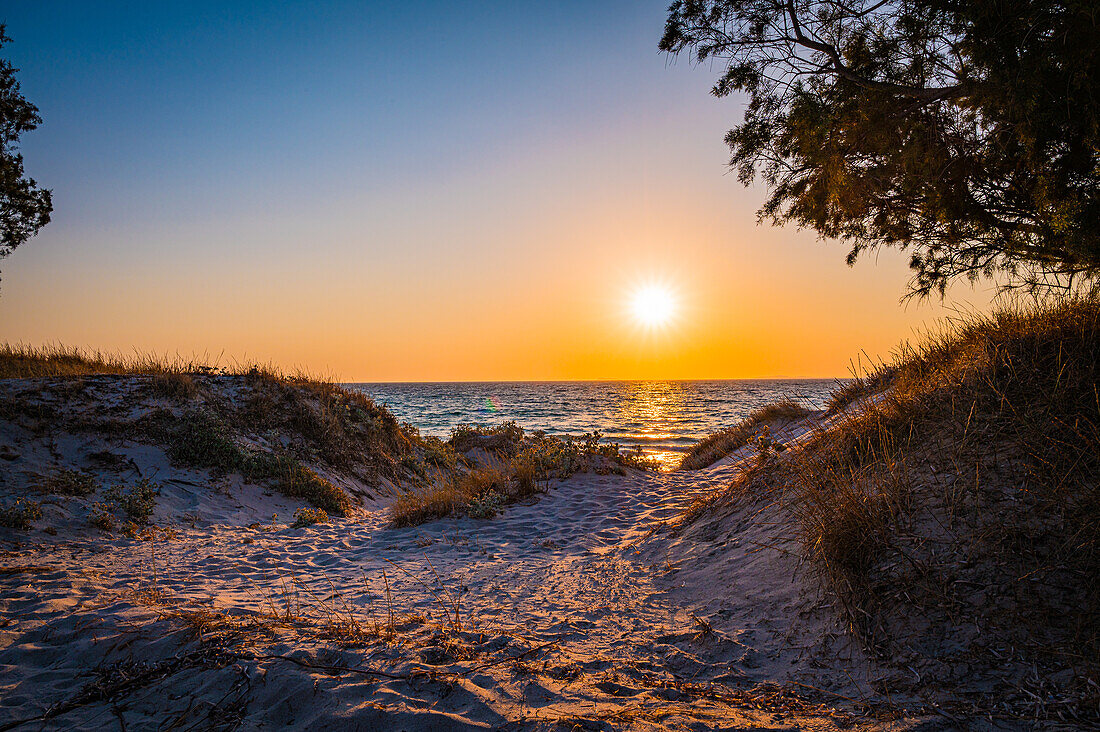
0,377,927,730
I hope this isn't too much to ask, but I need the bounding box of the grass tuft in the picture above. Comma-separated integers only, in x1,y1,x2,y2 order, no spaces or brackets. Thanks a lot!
148,372,200,401
679,400,811,470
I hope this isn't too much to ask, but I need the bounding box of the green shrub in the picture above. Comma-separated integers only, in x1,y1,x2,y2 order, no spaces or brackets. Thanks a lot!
618,445,662,471
167,411,243,471
37,468,98,497
103,479,159,524
88,503,115,532
291,507,329,528
448,421,525,456
0,499,42,530
421,436,459,470
467,491,506,519
245,452,350,516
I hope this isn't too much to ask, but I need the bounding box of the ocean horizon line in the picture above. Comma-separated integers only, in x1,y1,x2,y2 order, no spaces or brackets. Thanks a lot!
343,376,849,385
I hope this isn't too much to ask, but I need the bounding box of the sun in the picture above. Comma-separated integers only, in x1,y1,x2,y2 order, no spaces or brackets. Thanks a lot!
629,283,677,328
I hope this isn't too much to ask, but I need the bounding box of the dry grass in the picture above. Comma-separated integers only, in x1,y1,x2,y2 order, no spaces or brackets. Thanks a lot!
0,344,215,379
797,296,1099,597
392,423,659,527
679,400,811,470
823,372,891,414
0,344,439,514
685,295,1100,719
390,463,523,527
148,372,200,401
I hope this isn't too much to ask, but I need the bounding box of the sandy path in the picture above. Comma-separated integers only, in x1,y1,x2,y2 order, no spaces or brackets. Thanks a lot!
0,464,923,730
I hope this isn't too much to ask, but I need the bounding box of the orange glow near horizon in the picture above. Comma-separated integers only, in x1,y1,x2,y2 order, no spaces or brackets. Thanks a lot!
0,5,1002,383
0,212,999,383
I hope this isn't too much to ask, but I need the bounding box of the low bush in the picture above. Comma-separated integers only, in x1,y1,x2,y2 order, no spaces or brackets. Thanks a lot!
88,503,116,532
393,425,658,526
166,411,242,472
103,479,159,524
291,507,329,528
449,421,526,457
244,451,350,516
36,468,98,497
0,498,42,529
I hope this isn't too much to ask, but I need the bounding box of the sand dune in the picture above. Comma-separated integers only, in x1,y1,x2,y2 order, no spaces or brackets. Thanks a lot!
1,471,924,729
0,376,934,729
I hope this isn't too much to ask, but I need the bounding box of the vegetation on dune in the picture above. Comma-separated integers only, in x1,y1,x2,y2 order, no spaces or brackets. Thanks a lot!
679,400,811,470
1,351,660,528
34,468,98,497
822,370,895,415
291,507,329,528
391,462,528,528
661,0,1100,296
86,479,159,533
148,372,200,401
132,403,356,515
684,296,1100,718
663,2,1099,711
445,421,658,474
0,497,42,530
236,368,413,470
0,344,232,379
391,422,658,527
105,480,158,524
0,345,442,516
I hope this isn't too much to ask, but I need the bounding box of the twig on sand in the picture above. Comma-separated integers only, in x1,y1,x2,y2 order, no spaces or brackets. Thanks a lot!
380,555,461,632
461,640,559,674
240,652,408,680
788,679,864,705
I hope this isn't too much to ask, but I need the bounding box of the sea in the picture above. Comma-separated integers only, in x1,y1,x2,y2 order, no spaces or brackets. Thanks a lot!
346,380,840,469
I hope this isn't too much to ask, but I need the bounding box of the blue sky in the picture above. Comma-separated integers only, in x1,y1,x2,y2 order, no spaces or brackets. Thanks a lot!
0,1,984,380
7,2,711,225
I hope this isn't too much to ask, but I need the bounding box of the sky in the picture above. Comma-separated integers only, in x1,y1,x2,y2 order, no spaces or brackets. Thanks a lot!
0,1,996,381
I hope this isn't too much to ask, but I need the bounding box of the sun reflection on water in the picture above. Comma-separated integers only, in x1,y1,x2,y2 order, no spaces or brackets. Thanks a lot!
351,380,838,471
617,381,690,468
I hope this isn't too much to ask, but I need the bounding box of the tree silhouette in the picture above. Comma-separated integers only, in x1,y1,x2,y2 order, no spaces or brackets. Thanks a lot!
0,25,51,281
661,0,1100,296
